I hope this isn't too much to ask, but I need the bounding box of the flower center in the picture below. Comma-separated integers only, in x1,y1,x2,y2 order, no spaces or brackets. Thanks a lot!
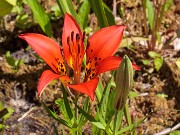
67,31,85,84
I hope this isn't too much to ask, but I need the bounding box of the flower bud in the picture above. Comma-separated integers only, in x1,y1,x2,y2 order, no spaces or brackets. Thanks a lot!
114,55,134,111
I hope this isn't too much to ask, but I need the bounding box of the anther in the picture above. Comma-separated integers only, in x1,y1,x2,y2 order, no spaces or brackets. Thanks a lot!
76,33,80,42
67,37,70,45
78,44,80,53
87,40,90,49
71,31,74,41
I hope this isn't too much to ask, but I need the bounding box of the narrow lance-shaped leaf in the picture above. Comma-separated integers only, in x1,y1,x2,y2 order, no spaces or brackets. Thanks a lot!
41,100,71,128
145,0,154,30
78,0,90,29
88,0,109,28
103,2,115,26
61,85,73,121
99,74,114,119
56,0,82,28
27,0,52,37
74,101,105,130
114,55,134,111
0,0,17,16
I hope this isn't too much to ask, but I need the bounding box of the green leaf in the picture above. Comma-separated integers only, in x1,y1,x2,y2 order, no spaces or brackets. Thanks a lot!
115,109,124,132
53,124,59,135
97,109,107,128
124,104,132,126
27,0,52,37
156,32,162,44
51,5,62,17
141,59,151,66
3,107,14,120
148,51,161,58
145,0,154,30
6,0,17,6
0,102,3,110
99,75,114,119
56,0,81,28
95,79,104,103
0,0,14,16
41,101,71,128
78,0,90,29
74,101,105,130
88,0,109,28
0,124,5,129
55,99,70,121
154,57,163,71
157,93,168,98
103,2,115,26
0,108,8,119
117,118,144,134
77,98,89,129
105,89,116,121
163,0,173,12
129,91,138,99
61,85,73,121
85,27,93,35
16,59,24,68
105,116,113,135
5,51,15,67
120,37,148,48
170,130,180,135
0,0,17,16
16,13,32,29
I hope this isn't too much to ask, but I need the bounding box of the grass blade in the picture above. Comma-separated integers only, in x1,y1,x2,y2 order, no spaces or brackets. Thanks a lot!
27,0,52,37
78,0,90,29
145,0,154,30
88,0,109,28
56,0,81,28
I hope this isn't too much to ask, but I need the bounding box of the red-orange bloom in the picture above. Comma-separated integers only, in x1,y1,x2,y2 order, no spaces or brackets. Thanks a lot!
19,13,140,100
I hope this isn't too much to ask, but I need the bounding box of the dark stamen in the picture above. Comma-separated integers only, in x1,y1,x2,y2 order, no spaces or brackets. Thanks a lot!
71,31,74,41
78,44,80,53
76,33,80,42
87,40,90,49
67,37,70,45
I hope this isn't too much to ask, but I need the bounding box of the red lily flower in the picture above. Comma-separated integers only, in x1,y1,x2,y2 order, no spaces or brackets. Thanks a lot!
19,13,140,101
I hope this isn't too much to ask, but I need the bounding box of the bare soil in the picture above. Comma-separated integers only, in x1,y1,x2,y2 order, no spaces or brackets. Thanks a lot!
0,0,180,134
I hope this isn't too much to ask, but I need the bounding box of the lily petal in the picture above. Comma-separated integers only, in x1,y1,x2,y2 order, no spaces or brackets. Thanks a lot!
96,56,123,75
96,56,140,75
67,77,99,101
62,13,84,68
86,25,125,61
38,70,60,96
19,34,65,74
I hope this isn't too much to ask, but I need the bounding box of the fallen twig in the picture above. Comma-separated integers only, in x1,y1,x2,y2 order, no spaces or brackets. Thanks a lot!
18,106,38,122
154,123,180,135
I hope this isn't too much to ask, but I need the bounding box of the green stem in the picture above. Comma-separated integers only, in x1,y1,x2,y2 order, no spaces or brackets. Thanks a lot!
124,104,132,126
75,96,79,135
113,110,118,135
